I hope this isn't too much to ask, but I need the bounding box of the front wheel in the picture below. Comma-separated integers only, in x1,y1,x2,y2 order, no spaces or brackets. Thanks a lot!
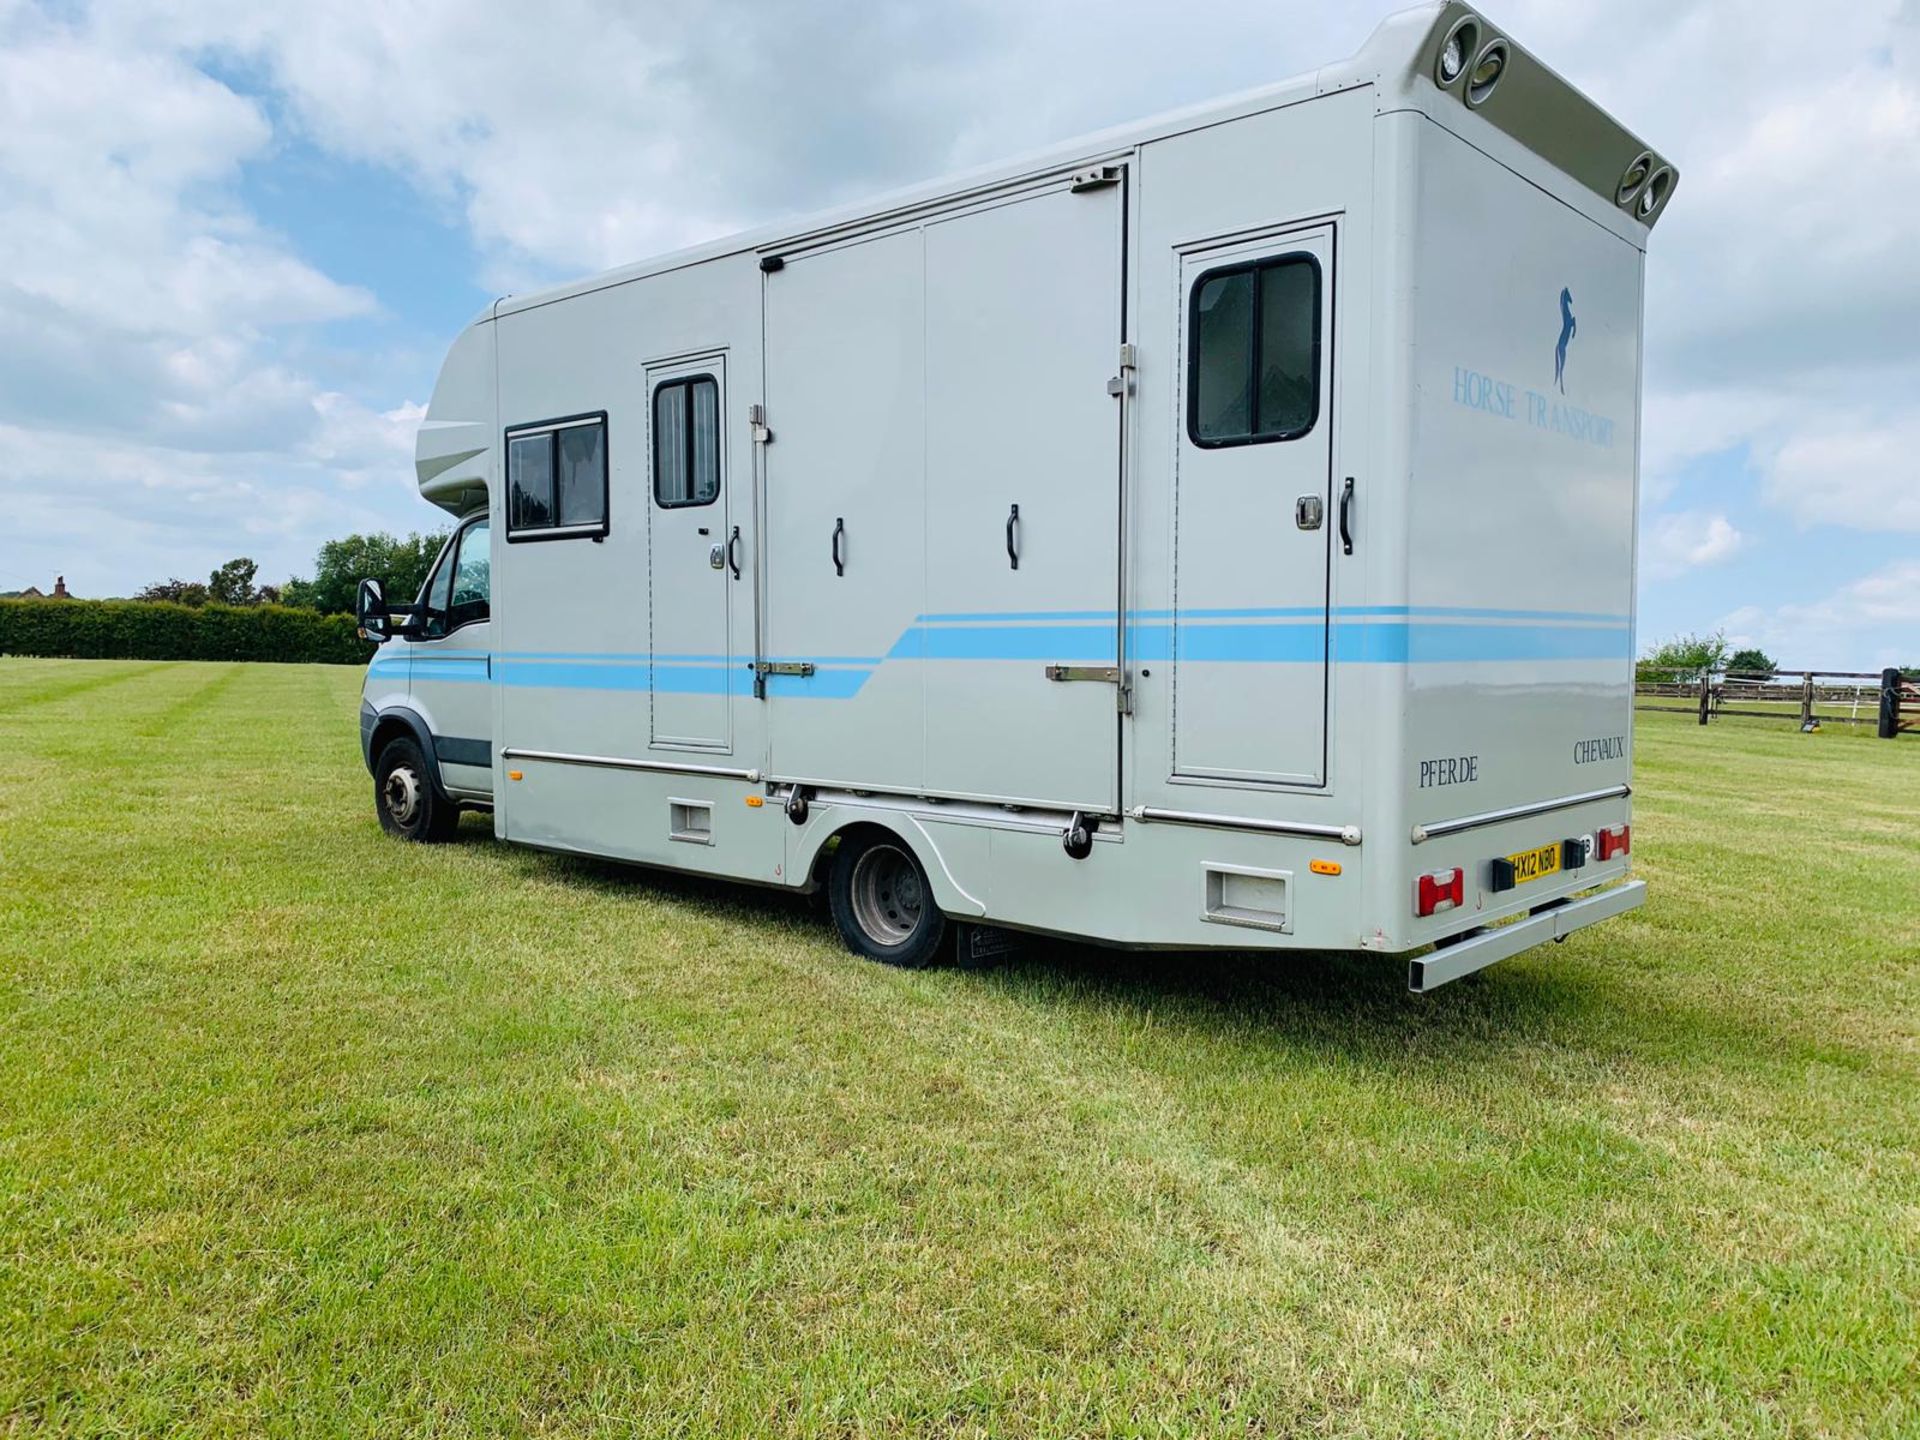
374,736,460,843
828,831,949,968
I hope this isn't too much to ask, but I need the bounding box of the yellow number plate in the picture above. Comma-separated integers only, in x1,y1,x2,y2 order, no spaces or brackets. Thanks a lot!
1506,842,1562,885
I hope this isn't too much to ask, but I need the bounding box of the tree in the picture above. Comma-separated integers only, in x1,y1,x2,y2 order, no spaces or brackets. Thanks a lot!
135,578,210,606
1637,630,1728,684
296,531,449,616
207,557,261,607
1726,647,1777,678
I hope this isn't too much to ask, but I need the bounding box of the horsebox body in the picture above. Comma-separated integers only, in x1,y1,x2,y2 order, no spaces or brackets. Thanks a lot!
363,2,1671,987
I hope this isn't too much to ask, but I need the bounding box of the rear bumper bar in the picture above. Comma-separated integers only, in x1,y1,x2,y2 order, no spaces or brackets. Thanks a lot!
1408,880,1645,993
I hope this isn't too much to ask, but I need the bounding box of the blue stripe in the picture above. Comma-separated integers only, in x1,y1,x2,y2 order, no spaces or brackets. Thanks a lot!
389,609,1632,697
912,625,1116,661
915,605,1631,624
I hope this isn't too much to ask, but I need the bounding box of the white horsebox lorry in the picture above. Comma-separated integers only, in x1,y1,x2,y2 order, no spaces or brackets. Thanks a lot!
357,2,1672,990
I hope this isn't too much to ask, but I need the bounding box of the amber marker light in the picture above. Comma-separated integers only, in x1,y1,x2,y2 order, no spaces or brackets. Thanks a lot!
1310,859,1342,876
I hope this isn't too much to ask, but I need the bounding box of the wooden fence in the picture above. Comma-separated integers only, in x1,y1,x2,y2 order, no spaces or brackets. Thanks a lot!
1635,667,1917,736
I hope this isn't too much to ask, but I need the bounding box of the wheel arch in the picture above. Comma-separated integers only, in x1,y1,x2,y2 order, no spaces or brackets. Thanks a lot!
366,706,448,799
792,812,987,919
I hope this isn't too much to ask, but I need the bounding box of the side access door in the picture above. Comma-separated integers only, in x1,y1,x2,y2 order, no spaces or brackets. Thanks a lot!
645,354,734,752
1171,225,1336,787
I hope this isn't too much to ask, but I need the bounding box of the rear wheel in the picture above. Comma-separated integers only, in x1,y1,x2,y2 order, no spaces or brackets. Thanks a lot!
828,831,948,968
374,736,459,843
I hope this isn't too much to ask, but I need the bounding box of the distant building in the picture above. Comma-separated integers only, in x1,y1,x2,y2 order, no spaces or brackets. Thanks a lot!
3,577,70,600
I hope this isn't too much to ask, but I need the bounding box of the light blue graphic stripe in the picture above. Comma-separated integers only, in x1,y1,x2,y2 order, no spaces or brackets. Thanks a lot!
917,605,1631,625
395,611,1633,696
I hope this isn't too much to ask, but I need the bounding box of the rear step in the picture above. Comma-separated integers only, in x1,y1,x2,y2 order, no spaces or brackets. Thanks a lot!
1408,881,1646,993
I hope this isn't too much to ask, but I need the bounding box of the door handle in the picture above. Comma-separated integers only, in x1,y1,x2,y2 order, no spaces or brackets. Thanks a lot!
832,516,845,577
708,543,725,570
727,525,742,579
1339,477,1355,556
1006,503,1020,570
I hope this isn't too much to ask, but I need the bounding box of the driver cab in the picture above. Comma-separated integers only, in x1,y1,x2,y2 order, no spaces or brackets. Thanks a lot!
357,510,493,840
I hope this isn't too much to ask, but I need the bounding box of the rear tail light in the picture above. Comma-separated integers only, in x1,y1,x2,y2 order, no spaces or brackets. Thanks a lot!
1596,824,1631,861
1415,867,1465,917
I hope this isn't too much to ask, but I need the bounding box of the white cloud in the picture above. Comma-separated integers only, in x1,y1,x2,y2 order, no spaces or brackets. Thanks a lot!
0,402,427,598
1,0,1918,659
1761,418,1920,533
1644,511,1746,578
1721,559,1920,667
0,2,416,595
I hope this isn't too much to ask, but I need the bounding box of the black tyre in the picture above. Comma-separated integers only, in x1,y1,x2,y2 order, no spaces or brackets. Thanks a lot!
827,831,949,968
374,736,460,843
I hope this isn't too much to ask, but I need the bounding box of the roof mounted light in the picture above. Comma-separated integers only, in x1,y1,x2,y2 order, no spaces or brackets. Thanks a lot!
1636,165,1675,220
1616,152,1654,207
1436,16,1479,87
1464,38,1508,107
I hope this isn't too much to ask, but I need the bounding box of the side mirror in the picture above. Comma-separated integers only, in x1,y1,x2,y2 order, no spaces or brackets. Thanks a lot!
355,578,390,641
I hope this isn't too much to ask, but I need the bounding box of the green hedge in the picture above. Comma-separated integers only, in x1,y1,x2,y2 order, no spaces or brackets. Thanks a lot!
0,599,371,665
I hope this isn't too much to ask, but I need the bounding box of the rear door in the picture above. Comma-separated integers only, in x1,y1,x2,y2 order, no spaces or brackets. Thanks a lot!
1172,225,1335,786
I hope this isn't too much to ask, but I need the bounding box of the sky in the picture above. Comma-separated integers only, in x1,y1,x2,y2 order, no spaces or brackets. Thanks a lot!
0,0,1915,667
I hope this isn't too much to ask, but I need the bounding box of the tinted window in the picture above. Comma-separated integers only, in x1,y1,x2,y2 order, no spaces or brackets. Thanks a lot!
653,376,720,508
1188,254,1321,447
506,416,608,539
507,433,553,530
556,427,606,529
1193,271,1254,442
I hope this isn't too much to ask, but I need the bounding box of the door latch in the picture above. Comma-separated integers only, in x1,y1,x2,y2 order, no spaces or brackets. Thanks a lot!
708,543,726,569
1295,496,1324,531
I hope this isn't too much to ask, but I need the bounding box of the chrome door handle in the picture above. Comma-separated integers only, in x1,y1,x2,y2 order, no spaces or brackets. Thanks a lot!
708,543,725,570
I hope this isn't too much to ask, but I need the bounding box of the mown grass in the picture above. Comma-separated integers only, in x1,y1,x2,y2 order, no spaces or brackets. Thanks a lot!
1,658,1916,1438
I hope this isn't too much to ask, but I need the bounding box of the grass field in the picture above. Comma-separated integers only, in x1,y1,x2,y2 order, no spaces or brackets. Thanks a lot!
2,658,1917,1438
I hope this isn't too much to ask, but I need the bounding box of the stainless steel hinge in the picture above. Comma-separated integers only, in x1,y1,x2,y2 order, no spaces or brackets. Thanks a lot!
749,403,773,445
1107,343,1138,398
755,660,814,678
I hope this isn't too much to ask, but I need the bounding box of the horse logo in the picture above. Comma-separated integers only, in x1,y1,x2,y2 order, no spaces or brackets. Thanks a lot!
1554,287,1577,394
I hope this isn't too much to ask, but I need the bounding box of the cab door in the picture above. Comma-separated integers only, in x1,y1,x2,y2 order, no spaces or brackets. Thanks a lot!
1172,226,1335,786
409,516,493,798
